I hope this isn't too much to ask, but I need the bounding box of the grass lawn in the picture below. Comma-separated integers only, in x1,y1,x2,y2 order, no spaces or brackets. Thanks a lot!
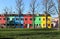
0,28,60,39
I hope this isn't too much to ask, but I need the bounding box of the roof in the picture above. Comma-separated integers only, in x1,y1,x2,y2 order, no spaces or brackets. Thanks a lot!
24,14,51,16
0,14,51,17
24,14,32,16
4,14,24,16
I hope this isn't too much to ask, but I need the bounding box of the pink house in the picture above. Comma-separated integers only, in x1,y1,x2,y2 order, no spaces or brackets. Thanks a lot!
24,14,32,28
0,14,6,25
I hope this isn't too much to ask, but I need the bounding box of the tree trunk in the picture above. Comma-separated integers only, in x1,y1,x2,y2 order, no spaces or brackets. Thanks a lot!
18,11,21,27
45,0,48,29
45,12,48,28
58,10,60,30
5,12,7,27
58,0,60,30
32,10,35,29
46,14,48,28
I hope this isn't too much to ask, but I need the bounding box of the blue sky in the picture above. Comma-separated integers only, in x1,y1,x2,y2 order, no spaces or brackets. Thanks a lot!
0,0,58,17
0,0,16,12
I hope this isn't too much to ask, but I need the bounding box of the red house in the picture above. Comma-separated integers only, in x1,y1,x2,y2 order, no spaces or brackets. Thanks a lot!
24,14,32,28
0,14,6,25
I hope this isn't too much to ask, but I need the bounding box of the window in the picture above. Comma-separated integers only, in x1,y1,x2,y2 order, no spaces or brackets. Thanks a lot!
0,15,1,16
39,24,41,26
30,18,32,20
48,24,50,26
12,24,14,25
16,18,19,20
16,24,18,26
43,24,45,26
16,24,20,26
21,18,23,20
30,24,32,26
7,24,9,26
35,24,38,26
48,18,50,21
12,18,14,20
25,18,27,20
43,18,45,21
18,24,20,26
7,18,10,20
39,18,41,20
21,24,23,26
25,24,27,26
3,24,5,25
37,24,38,26
34,24,35,26
3,18,6,20
34,18,35,21
0,18,1,20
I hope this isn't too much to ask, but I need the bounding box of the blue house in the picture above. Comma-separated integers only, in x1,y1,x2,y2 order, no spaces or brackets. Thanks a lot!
14,15,24,28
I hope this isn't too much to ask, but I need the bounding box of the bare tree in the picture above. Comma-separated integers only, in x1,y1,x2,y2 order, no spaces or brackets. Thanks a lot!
9,7,13,14
43,0,57,28
4,7,9,26
30,0,39,29
16,0,24,27
16,0,24,14
58,0,60,30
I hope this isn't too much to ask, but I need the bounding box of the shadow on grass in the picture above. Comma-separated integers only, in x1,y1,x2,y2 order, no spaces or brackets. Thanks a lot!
18,31,59,36
0,38,14,39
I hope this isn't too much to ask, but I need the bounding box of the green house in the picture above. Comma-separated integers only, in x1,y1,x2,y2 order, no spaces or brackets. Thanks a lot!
7,14,16,26
34,14,41,28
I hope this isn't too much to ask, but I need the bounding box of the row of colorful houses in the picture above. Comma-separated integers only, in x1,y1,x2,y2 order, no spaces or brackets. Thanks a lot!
0,14,52,28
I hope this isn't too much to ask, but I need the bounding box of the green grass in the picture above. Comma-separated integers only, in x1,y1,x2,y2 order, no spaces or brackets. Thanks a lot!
0,28,60,39
0,28,56,31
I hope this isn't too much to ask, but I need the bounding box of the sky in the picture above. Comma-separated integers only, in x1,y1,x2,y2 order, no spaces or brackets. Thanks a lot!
0,0,58,17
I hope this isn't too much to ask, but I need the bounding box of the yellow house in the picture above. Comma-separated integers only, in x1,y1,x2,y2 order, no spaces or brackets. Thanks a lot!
41,14,51,28
47,15,51,28
41,14,46,28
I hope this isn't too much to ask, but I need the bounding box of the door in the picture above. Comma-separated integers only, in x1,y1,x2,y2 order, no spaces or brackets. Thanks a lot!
27,24,29,28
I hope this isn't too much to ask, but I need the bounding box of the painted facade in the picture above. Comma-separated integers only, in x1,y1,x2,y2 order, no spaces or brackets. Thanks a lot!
41,15,46,28
0,15,6,25
14,15,24,28
34,14,41,28
47,16,51,28
7,14,15,26
24,14,32,28
41,14,51,28
7,16,14,21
